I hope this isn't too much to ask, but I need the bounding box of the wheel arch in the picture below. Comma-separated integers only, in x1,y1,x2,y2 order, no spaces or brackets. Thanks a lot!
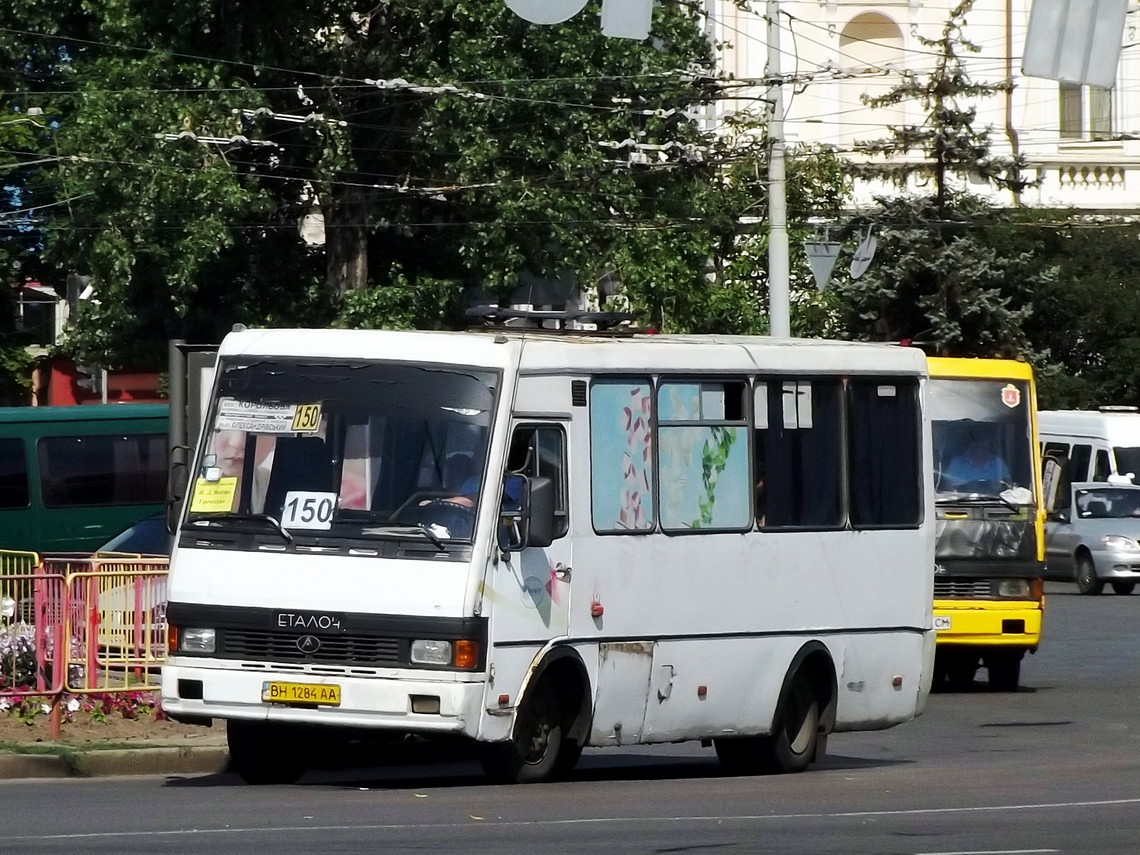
772,641,838,736
516,645,592,746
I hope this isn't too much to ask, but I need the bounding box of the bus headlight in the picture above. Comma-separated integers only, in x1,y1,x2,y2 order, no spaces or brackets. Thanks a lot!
996,579,1031,598
410,639,452,666
180,628,216,654
1102,535,1140,552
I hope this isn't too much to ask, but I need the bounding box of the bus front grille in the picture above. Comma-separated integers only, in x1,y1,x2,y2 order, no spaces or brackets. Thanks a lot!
219,629,402,667
933,579,994,598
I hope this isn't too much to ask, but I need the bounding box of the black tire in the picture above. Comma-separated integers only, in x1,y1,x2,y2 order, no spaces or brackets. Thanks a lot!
1111,582,1136,595
480,684,563,784
944,651,979,691
715,677,820,776
226,720,307,785
552,738,584,780
1076,554,1104,595
984,650,1022,692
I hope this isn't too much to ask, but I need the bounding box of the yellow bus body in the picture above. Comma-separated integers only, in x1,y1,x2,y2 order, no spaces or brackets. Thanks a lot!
927,357,1045,687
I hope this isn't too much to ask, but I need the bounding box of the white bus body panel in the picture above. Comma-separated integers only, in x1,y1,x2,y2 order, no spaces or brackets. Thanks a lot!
164,329,935,748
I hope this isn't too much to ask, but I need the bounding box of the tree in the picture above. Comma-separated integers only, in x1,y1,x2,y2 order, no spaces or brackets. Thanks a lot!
1021,216,1140,408
3,0,760,368
833,0,1054,356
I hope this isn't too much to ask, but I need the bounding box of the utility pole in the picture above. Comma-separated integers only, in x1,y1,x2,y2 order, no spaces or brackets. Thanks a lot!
766,0,791,338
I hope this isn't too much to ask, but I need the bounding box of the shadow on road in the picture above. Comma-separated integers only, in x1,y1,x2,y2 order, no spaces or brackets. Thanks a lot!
163,744,907,791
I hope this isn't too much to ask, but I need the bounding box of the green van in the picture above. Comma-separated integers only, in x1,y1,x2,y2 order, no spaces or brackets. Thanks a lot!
0,404,169,554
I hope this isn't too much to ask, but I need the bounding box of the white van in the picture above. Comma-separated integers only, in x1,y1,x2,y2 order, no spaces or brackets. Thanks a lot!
1037,409,1140,486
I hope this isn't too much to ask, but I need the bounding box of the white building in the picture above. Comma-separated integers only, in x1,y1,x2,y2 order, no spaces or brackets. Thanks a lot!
709,0,1140,211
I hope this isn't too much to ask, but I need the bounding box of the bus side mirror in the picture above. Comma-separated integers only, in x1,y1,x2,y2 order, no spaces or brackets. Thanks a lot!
165,444,193,535
526,476,556,549
499,474,555,551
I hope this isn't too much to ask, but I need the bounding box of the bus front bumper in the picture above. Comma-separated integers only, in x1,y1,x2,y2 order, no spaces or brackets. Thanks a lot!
932,599,1042,649
161,660,487,737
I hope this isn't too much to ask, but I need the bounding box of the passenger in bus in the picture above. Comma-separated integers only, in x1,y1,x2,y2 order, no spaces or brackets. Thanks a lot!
942,431,1011,492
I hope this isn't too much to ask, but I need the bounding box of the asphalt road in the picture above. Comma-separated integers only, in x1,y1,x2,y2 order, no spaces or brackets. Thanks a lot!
5,582,1140,855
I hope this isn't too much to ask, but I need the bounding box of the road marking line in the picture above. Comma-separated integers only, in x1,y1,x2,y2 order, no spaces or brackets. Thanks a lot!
7,797,1139,842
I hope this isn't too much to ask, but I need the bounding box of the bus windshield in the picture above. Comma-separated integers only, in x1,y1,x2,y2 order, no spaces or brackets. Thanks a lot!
186,359,498,543
929,378,1034,502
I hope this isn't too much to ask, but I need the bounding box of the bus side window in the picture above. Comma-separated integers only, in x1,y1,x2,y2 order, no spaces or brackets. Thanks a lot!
756,378,843,529
510,425,569,539
1069,444,1092,483
0,438,29,509
848,380,921,527
658,380,749,532
590,379,655,533
1093,449,1111,482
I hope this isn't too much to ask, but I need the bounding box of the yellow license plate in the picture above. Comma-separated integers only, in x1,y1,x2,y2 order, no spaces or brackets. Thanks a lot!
262,681,341,706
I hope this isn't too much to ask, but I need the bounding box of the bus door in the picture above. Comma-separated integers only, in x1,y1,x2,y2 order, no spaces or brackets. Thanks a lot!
490,422,571,642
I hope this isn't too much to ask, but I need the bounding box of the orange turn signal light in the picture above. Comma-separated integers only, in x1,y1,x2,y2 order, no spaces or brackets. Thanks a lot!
167,625,179,653
454,640,479,670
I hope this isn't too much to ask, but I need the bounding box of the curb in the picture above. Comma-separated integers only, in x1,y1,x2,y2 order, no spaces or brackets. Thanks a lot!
0,746,229,780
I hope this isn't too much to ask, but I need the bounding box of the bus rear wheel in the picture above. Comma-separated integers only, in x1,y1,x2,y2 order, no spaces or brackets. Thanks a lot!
715,677,820,775
480,684,564,784
226,720,307,785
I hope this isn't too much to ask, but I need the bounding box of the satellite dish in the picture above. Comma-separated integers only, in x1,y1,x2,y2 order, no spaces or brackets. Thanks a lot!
504,0,589,25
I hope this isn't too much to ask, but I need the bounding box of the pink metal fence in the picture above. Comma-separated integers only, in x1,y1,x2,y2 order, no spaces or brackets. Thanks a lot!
1,552,168,738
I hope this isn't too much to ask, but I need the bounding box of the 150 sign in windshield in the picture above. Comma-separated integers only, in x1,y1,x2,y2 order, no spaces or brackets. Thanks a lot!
214,398,323,434
282,491,338,530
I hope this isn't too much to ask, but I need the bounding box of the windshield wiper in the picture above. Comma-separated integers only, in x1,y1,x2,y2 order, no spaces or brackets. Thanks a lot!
936,494,1020,513
361,524,447,550
189,512,294,544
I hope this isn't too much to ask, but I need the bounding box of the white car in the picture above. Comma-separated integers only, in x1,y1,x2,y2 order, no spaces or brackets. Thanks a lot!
1045,482,1140,595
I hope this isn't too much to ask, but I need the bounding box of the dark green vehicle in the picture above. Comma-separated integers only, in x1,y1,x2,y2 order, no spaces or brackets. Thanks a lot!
0,404,169,554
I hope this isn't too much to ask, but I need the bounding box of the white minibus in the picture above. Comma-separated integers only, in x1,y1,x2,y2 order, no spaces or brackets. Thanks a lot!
1038,409,1140,485
162,319,936,784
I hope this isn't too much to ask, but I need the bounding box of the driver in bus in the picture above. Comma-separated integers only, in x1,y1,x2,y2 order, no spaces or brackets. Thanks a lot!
942,430,1011,492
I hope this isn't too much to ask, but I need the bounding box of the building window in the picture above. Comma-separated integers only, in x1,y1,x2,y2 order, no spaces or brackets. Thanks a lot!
1059,83,1114,140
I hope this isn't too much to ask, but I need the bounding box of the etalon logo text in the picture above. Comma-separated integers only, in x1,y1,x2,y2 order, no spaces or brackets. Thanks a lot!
277,612,342,631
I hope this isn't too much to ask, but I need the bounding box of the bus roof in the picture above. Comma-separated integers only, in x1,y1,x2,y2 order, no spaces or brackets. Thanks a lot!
0,403,169,424
927,356,1035,382
1039,410,1140,444
218,329,929,377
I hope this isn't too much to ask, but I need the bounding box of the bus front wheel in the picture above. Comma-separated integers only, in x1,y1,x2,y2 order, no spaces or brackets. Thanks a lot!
227,720,307,785
480,683,563,784
984,650,1022,692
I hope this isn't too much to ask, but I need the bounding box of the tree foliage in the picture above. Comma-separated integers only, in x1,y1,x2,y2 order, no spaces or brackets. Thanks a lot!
0,0,860,374
1022,217,1140,408
0,0,760,366
834,0,1054,356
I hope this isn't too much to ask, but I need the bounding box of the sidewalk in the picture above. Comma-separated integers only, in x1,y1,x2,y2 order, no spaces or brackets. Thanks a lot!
0,724,229,780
